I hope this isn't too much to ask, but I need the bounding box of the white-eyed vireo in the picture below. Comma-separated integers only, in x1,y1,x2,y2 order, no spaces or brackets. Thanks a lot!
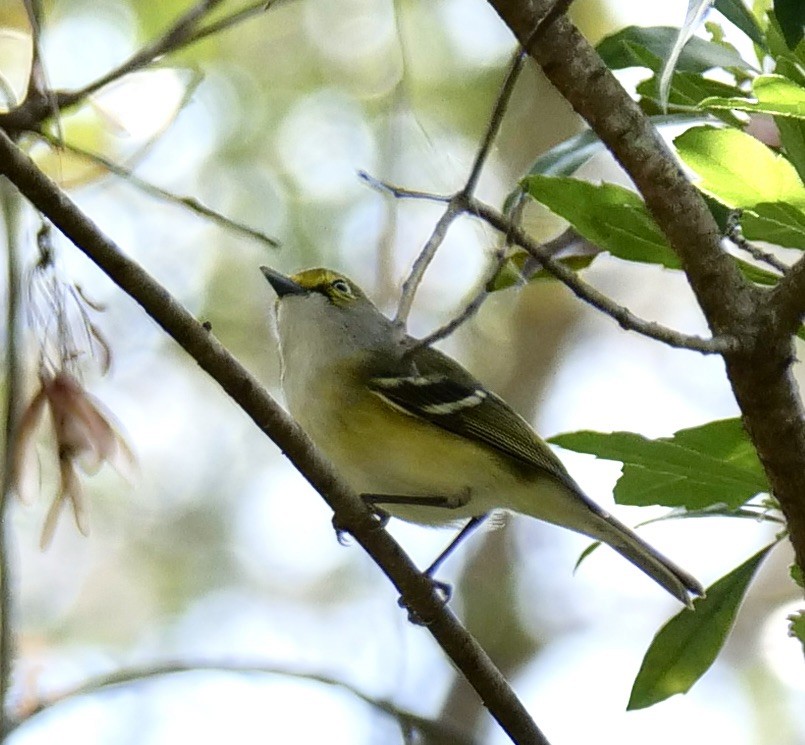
262,266,703,607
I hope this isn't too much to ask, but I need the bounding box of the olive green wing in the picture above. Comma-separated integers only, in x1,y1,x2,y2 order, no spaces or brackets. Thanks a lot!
367,345,576,487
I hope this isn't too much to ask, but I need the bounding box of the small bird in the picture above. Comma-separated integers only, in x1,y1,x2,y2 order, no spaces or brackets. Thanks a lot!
262,266,704,607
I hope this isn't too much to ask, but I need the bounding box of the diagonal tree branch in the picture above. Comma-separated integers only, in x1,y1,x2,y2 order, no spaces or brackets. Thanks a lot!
468,199,738,354
0,0,278,134
0,128,550,745
485,0,805,576
39,135,280,248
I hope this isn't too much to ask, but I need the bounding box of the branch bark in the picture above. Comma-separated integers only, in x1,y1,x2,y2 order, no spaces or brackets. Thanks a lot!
0,129,550,745
485,0,805,575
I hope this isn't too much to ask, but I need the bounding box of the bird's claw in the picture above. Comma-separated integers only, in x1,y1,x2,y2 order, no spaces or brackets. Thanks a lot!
332,507,389,546
398,575,452,626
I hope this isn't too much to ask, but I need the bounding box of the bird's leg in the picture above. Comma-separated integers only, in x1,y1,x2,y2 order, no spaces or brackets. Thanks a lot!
361,493,471,509
424,514,489,583
332,492,469,544
396,514,489,626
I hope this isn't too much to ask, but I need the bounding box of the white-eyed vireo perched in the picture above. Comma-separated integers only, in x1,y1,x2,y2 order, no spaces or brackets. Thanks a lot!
262,266,704,607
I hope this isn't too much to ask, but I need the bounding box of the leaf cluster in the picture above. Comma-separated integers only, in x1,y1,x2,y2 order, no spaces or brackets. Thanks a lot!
498,0,805,711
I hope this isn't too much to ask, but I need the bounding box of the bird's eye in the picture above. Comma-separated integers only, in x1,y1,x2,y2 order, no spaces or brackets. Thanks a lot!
331,279,351,295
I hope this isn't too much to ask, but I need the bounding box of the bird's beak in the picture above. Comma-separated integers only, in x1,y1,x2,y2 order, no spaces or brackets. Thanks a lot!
260,267,308,298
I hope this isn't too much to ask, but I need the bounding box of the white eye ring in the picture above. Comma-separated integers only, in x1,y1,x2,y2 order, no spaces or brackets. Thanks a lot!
331,279,351,294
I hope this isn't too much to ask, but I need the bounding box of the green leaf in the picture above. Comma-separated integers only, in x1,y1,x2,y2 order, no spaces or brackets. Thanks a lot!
524,129,609,178
628,543,776,710
699,74,805,117
714,0,768,47
765,11,804,70
741,200,805,248
522,115,714,178
674,125,805,207
550,418,769,509
788,610,805,649
596,26,751,72
640,71,746,111
777,116,805,181
521,176,681,268
775,0,805,49
734,257,784,285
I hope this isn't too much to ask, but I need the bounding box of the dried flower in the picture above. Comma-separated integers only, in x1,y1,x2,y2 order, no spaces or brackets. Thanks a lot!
13,371,135,549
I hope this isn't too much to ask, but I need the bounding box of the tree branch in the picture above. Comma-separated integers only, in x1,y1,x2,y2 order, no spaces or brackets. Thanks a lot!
12,660,479,745
465,49,526,196
0,0,278,134
485,0,805,575
393,1,566,331
40,135,280,249
0,183,23,740
0,128,550,745
726,213,789,276
361,172,736,355
394,198,464,328
469,199,737,354
771,255,805,336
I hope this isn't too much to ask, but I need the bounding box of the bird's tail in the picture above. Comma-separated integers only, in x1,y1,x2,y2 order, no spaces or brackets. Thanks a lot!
590,510,704,608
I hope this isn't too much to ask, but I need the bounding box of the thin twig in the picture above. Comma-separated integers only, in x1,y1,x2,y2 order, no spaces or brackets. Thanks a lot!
57,0,227,107
464,50,527,196
393,46,528,328
360,173,736,354
0,1,279,134
521,0,577,51
183,0,278,48
40,136,279,248
406,254,505,352
468,198,739,354
726,213,789,275
393,198,466,327
11,660,478,745
358,171,451,203
0,183,23,740
22,0,45,101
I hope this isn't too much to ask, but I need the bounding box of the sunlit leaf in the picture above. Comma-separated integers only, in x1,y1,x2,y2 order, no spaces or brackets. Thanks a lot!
699,74,805,117
777,115,805,181
741,201,805,248
521,176,680,268
550,418,768,509
628,543,776,710
674,125,805,207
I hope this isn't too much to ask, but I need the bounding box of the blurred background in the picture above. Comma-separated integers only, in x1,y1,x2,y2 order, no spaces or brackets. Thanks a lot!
0,0,802,743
